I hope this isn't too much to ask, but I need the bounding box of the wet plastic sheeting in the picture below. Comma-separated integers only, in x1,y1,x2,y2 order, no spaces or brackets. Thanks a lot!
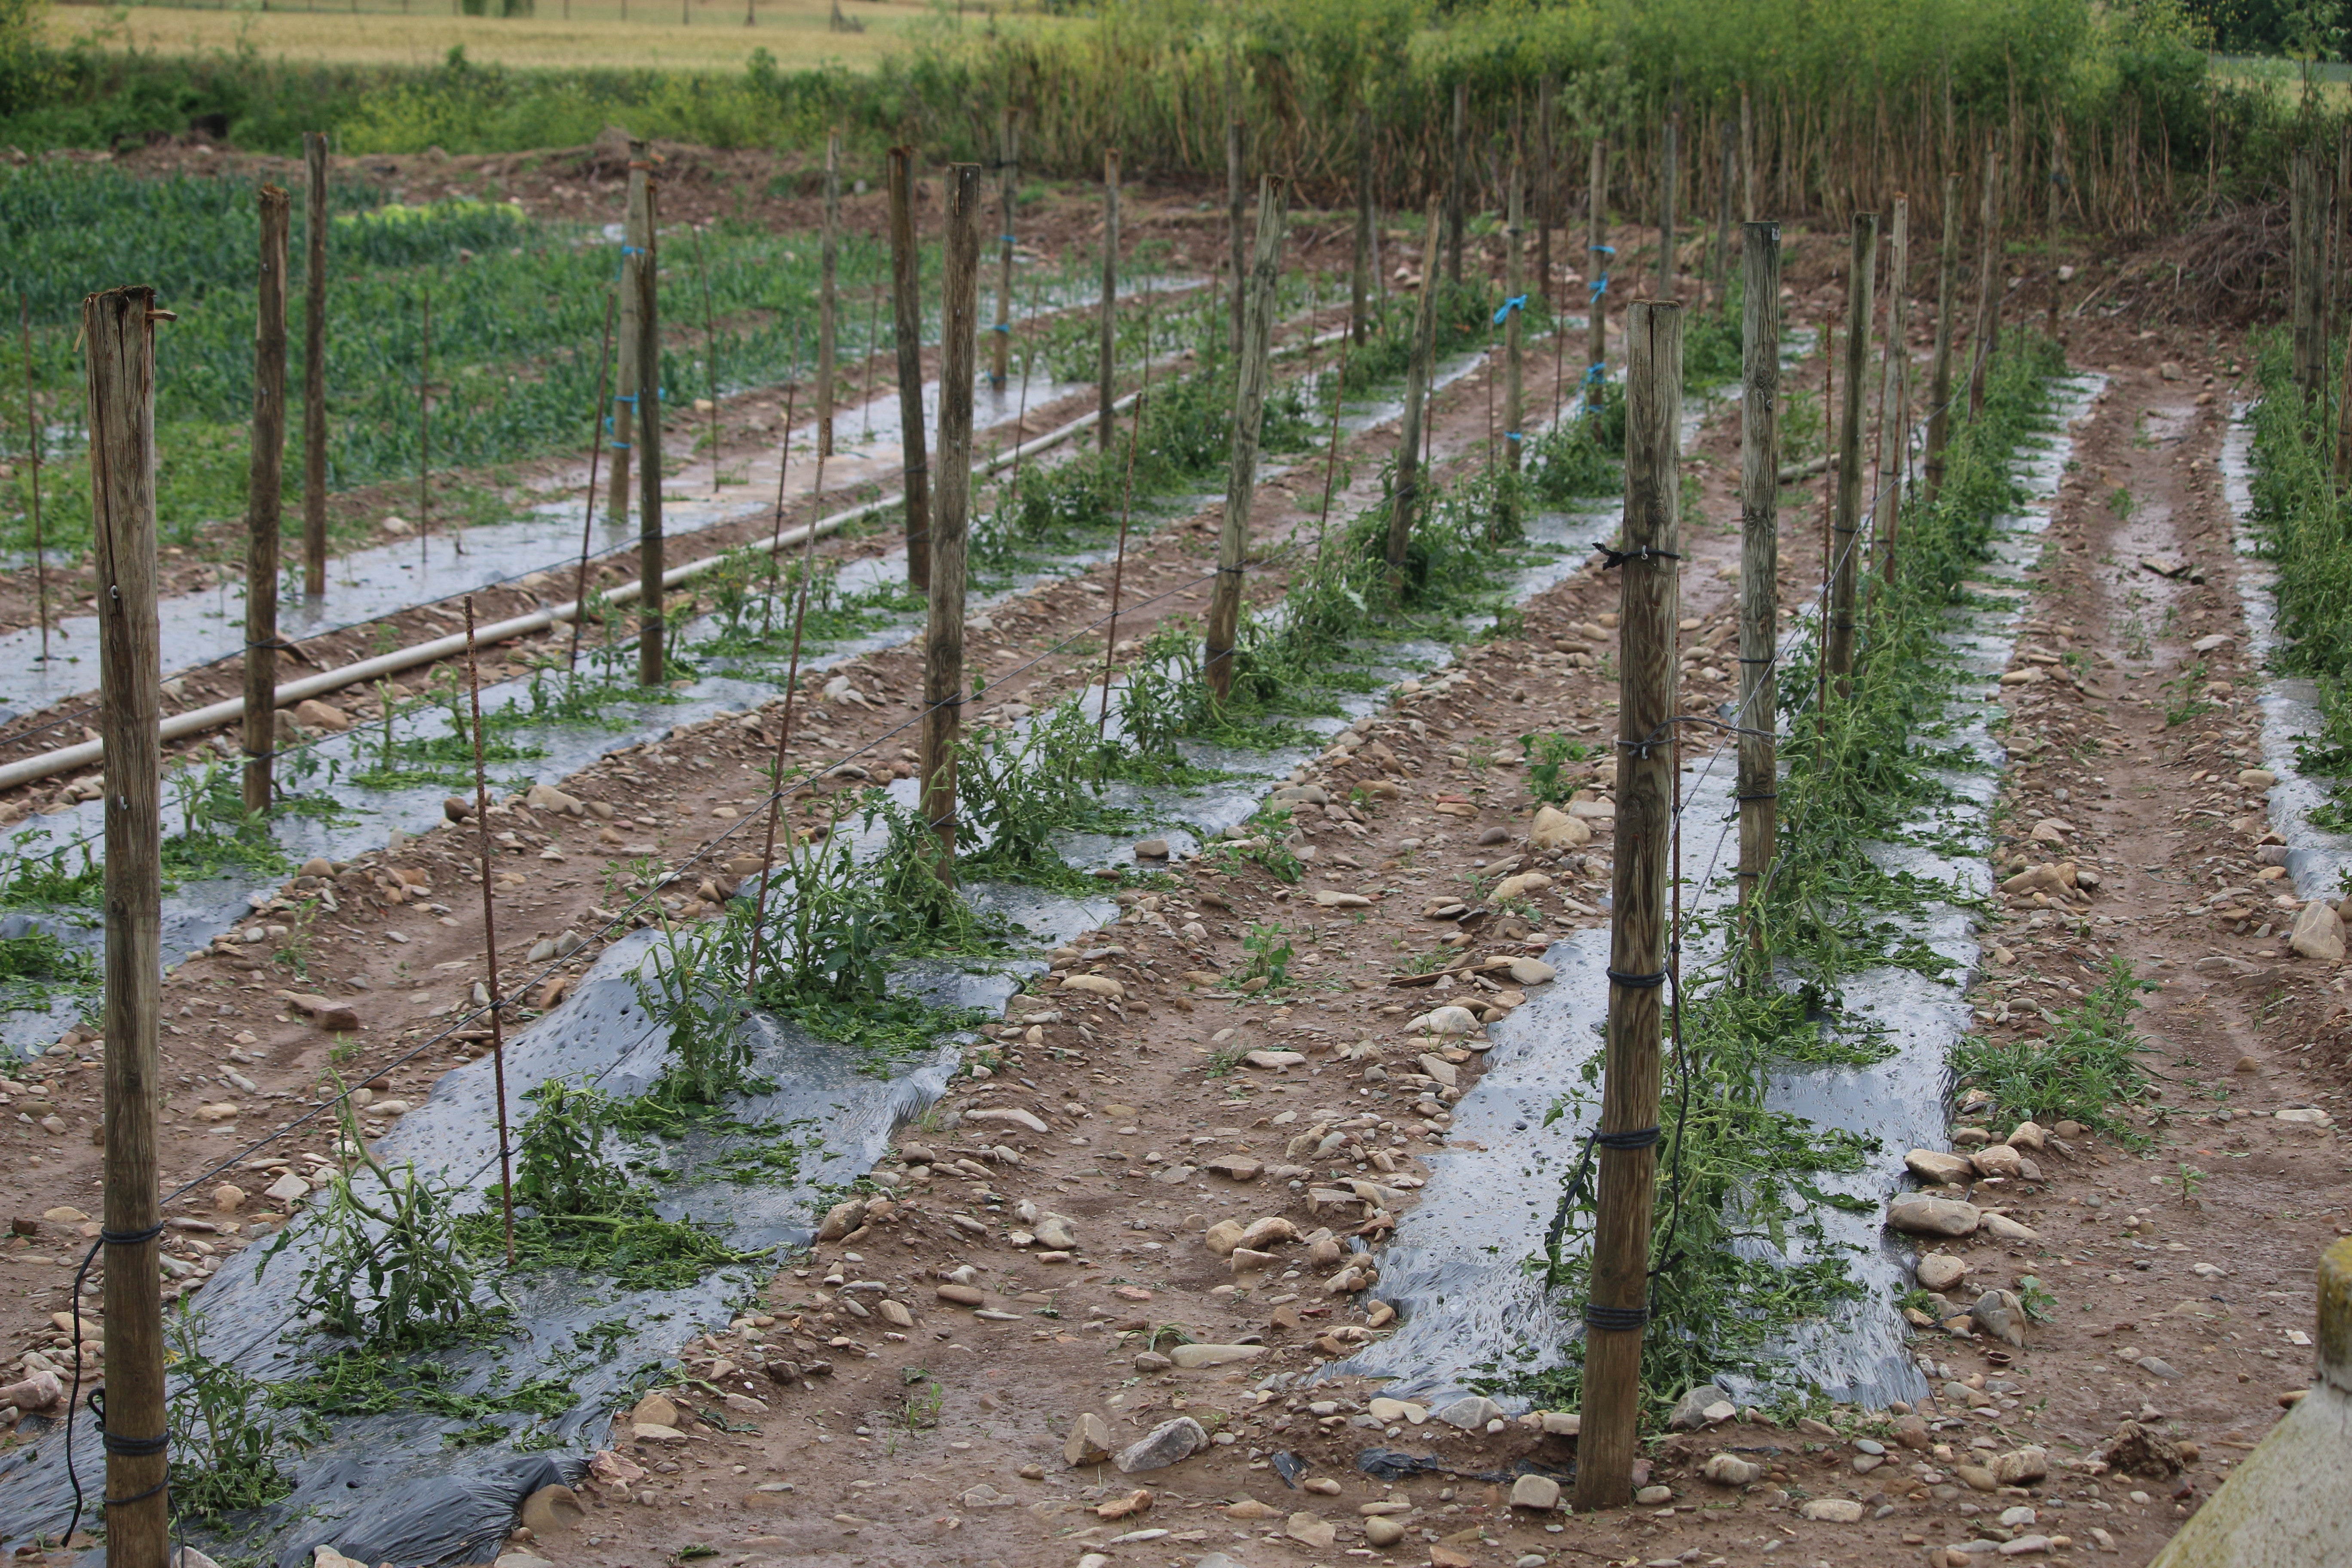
1335,374,2103,1412
0,919,1001,1563
2220,410,2352,900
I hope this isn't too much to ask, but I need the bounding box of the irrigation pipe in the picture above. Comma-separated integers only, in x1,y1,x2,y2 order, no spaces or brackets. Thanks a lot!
0,385,1150,796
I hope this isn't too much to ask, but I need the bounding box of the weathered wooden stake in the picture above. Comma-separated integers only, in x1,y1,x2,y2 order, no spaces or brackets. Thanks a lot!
565,289,616,672
1386,201,1444,588
461,597,515,1265
1503,162,1525,472
1204,175,1290,702
1099,147,1120,451
1967,145,2002,419
888,146,931,591
1446,81,1469,285
993,111,1017,389
1876,194,1910,585
2044,120,2065,340
18,298,46,664
1536,74,1556,310
1924,172,1959,499
637,175,665,687
1657,109,1679,302
301,130,328,598
417,290,432,561
1740,89,1755,223
609,141,650,524
818,130,841,457
1736,222,1780,929
694,222,723,490
88,283,171,1568
1823,212,1877,691
922,164,981,881
1714,119,1735,306
243,186,290,816
1587,139,1609,387
1573,295,1681,1516
1353,105,1374,346
1227,97,1246,358
1099,276,1156,735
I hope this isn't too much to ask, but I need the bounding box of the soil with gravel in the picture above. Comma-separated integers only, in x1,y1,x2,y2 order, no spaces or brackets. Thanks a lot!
0,175,2344,1568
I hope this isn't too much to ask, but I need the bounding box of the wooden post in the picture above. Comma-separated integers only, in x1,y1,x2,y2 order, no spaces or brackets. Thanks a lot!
1967,145,2001,419
1824,212,1877,691
243,186,289,817
461,597,515,1264
1227,103,1246,359
566,290,616,672
1204,175,1290,702
1572,295,1681,1517
922,164,981,881
1736,222,1780,927
416,291,432,560
1504,162,1525,472
1536,74,1556,310
1740,89,1755,223
636,175,665,687
88,284,170,1568
2298,144,2324,400
1714,119,1736,306
1099,147,1119,451
2044,120,2064,340
1924,172,1959,499
695,224,724,486
818,130,840,458
1352,105,1374,346
1657,108,1679,302
2335,307,2352,482
1386,200,1443,586
301,130,328,598
888,145,931,591
993,112,1017,390
1588,139,1608,386
1876,193,1910,584
18,299,46,663
1446,81,1468,284
609,142,650,526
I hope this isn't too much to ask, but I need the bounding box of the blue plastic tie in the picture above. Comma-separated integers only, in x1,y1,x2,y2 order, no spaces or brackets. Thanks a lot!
1506,430,1523,442
1492,294,1528,326
1583,361,1608,389
1591,244,1617,257
621,245,647,256
1001,234,1018,244
990,322,1012,334
1589,273,1610,303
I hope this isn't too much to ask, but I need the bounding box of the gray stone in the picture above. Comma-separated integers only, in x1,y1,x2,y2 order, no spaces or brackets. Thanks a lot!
1887,1194,1981,1237
1971,1289,2026,1348
1667,1382,1733,1431
1703,1453,1761,1485
1509,1473,1561,1510
1905,1149,1976,1185
1434,1394,1508,1430
1115,1415,1210,1473
1916,1254,1968,1292
2133,1355,2182,1381
1991,1446,2049,1485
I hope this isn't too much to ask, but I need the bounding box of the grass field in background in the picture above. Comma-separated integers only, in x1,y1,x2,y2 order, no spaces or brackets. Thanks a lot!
45,0,926,70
